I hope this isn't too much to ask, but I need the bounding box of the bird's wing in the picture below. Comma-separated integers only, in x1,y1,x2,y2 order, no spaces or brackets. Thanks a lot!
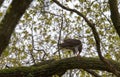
64,39,81,45
59,43,74,48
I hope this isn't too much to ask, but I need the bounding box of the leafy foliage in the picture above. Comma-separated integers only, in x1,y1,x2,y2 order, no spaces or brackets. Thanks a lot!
0,0,120,77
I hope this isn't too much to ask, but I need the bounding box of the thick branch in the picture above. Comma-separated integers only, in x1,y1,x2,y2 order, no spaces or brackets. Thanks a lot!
0,57,120,77
0,0,33,56
109,0,120,37
0,0,4,6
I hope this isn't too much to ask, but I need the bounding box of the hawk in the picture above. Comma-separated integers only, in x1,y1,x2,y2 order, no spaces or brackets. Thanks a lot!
59,39,82,56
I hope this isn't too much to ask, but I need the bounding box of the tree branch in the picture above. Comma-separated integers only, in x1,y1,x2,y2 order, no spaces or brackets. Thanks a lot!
108,0,120,37
0,0,4,7
0,57,120,77
0,0,33,56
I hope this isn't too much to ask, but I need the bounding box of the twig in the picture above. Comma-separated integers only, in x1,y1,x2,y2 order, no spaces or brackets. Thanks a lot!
57,15,64,59
31,24,36,64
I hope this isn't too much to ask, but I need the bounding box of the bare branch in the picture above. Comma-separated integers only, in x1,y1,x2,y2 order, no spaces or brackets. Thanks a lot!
0,57,120,77
109,0,120,37
0,0,33,56
57,16,63,59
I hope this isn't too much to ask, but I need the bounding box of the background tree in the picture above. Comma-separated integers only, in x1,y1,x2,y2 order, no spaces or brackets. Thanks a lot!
0,0,120,77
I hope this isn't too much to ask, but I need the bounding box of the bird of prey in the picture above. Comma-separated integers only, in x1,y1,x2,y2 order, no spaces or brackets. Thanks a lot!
59,39,82,56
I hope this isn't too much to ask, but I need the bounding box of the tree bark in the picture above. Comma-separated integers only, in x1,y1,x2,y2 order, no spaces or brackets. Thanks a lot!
109,0,120,37
0,0,4,7
0,0,33,56
0,57,120,77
